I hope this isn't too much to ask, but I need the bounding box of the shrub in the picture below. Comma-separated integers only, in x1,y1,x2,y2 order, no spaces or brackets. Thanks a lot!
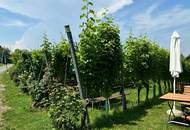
30,67,54,107
49,84,83,130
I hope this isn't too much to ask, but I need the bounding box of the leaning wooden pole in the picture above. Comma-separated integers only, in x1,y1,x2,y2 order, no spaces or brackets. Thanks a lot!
65,25,83,99
64,25,89,129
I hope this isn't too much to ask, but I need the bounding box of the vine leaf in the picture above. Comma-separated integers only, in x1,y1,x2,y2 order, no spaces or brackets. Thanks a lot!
81,5,87,10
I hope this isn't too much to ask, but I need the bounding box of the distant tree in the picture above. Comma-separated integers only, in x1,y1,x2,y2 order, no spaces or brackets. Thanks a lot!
124,35,152,103
186,54,190,62
180,58,190,83
0,46,11,64
51,37,71,83
41,33,52,67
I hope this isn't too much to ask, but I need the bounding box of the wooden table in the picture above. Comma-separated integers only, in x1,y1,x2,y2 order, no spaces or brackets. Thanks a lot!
160,93,190,126
160,93,190,102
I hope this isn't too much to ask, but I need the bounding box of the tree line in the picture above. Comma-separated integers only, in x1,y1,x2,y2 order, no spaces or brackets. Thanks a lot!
0,45,11,64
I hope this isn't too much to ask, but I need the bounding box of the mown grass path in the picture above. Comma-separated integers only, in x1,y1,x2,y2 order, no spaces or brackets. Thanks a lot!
0,67,52,130
0,84,7,128
0,65,12,129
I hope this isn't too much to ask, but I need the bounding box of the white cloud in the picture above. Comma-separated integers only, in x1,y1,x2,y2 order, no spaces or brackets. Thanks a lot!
131,5,190,32
0,19,28,27
0,0,82,49
0,0,82,21
0,0,134,50
9,22,46,51
97,0,133,17
11,40,26,50
123,4,190,56
1,41,25,52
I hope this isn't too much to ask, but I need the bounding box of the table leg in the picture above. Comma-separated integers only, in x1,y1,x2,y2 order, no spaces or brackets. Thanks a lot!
92,101,94,109
168,101,175,121
167,101,189,126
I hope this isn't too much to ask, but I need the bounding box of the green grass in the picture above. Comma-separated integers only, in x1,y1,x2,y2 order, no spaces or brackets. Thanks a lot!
89,99,189,130
0,71,52,130
89,85,190,130
0,71,189,130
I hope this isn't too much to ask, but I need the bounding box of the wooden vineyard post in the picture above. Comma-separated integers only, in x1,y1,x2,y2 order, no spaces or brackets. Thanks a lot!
65,25,83,99
64,25,90,129
121,70,127,111
1,50,3,63
4,50,7,69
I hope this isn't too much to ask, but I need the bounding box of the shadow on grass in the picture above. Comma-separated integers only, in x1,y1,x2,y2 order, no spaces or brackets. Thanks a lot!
91,97,164,129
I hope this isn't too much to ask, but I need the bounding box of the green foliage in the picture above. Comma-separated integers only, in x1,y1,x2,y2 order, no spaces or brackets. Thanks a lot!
15,34,82,129
31,67,54,107
49,85,83,130
180,58,190,82
124,35,153,82
124,35,171,101
30,36,74,108
13,50,32,74
185,54,190,62
124,35,171,82
51,37,71,82
80,0,96,29
41,33,52,66
11,49,32,92
78,3,122,98
31,49,44,80
149,43,170,81
11,49,23,64
157,48,170,80
0,46,11,63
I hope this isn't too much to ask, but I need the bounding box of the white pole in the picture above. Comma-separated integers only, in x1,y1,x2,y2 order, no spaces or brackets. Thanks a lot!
173,77,176,111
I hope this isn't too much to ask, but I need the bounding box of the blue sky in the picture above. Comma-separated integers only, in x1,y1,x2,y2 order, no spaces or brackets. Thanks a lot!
0,0,190,56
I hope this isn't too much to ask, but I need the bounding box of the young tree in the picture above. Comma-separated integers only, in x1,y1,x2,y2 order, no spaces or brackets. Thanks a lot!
41,33,52,67
51,37,70,83
78,0,123,111
124,35,152,103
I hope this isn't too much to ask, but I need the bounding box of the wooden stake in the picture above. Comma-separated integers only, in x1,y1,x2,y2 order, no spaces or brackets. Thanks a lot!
65,25,90,129
64,25,83,99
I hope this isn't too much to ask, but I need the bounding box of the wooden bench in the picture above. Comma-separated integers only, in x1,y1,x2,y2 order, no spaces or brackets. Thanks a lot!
88,92,123,109
183,86,190,94
180,86,190,121
180,86,190,106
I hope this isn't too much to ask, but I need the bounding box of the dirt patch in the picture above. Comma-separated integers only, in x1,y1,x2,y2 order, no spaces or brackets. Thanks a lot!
0,84,10,129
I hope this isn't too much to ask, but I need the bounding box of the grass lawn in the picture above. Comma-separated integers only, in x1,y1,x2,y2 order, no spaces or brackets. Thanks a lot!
0,71,189,130
89,86,190,130
0,71,52,130
89,98,189,130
